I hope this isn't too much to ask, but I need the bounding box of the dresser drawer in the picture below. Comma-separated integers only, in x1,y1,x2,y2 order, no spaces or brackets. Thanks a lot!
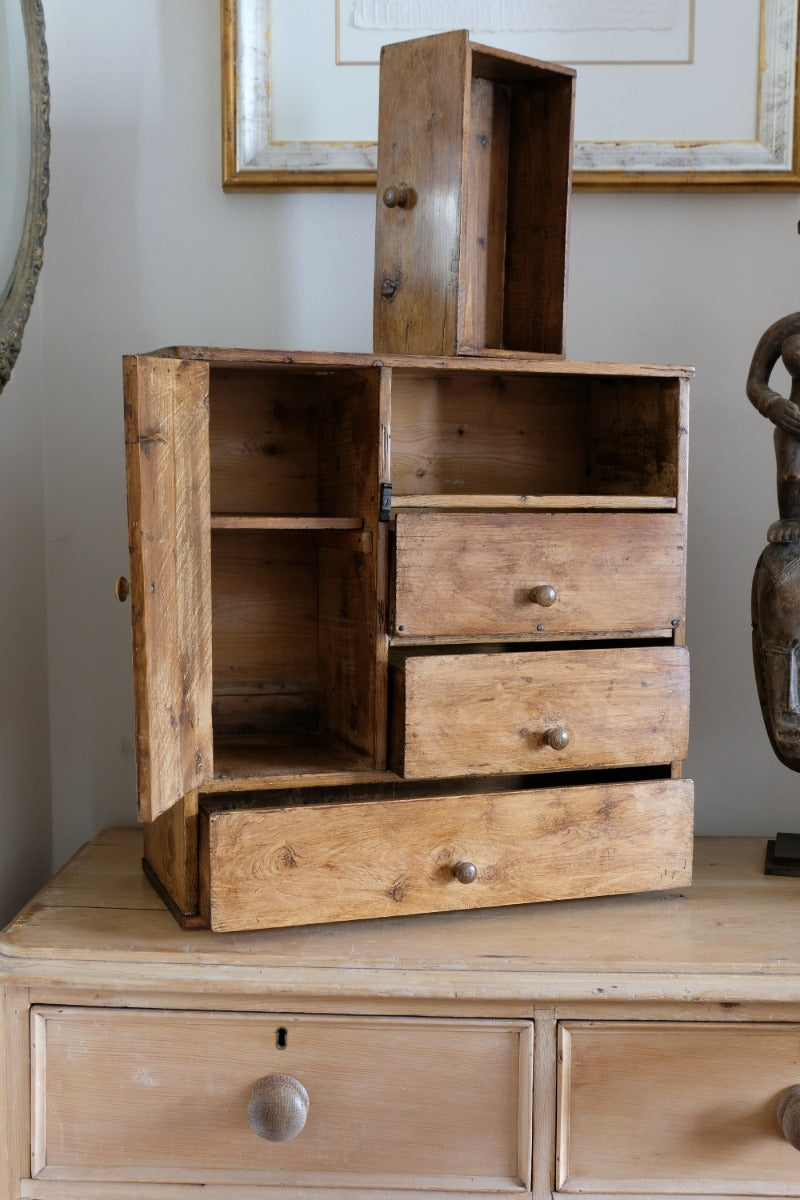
557,1021,800,1195
392,511,686,639
31,1007,532,1192
198,778,693,930
390,645,689,778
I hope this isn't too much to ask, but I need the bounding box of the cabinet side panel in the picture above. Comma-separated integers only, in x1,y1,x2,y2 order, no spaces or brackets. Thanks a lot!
124,355,213,821
142,791,199,918
373,31,469,355
319,545,383,765
318,370,385,766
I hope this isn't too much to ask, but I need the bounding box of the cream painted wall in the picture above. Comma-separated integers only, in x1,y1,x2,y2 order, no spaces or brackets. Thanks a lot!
0,299,51,926
7,0,798,903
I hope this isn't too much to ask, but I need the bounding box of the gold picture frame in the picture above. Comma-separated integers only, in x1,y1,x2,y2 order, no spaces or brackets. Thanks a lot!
222,0,800,191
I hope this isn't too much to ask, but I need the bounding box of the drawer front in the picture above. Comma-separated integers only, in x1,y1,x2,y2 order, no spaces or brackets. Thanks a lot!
392,511,686,639
390,645,689,778
31,1007,532,1192
558,1021,800,1195
199,778,693,930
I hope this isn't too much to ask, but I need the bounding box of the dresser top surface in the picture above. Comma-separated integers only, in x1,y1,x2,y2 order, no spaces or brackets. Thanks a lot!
0,831,797,1003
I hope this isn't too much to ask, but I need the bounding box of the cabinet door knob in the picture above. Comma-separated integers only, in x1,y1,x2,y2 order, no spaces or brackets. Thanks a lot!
777,1085,800,1149
247,1073,310,1142
114,576,130,602
545,727,570,750
530,584,557,607
382,183,413,208
452,860,478,884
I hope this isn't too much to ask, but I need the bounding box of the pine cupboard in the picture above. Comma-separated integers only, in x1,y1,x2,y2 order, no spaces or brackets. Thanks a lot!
122,346,693,931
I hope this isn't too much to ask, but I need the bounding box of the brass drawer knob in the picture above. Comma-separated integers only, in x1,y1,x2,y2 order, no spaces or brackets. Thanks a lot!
247,1073,310,1142
545,727,570,750
530,584,558,607
777,1084,800,1149
452,860,478,884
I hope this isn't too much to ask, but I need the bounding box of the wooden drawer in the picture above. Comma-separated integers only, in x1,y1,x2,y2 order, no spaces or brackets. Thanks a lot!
31,1007,532,1192
392,511,686,639
198,778,692,931
390,645,689,778
557,1021,800,1195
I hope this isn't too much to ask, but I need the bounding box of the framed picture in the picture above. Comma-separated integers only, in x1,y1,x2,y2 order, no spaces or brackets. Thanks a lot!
221,0,800,190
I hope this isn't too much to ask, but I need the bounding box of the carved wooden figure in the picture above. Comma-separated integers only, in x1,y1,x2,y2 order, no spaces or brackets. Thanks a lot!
747,313,800,768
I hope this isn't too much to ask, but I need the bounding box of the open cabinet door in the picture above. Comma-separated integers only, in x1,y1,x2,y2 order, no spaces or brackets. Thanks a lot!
123,354,213,821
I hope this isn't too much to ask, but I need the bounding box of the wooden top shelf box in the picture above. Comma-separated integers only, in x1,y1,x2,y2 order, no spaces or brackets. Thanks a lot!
373,30,575,359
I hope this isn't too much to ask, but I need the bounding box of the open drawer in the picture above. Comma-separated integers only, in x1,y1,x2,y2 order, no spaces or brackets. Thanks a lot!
197,777,693,931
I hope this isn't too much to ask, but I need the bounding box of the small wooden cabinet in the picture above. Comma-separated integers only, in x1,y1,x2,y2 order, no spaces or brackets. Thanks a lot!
123,347,693,931
3,832,800,1199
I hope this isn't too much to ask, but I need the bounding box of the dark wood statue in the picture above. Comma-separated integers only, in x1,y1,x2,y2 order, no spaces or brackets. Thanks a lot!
748,313,800,770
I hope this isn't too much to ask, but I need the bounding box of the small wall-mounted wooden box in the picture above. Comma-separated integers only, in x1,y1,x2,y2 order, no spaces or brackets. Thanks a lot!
373,30,575,359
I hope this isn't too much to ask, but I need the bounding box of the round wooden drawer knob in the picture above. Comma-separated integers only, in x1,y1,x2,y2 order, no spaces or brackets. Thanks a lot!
247,1073,310,1142
545,727,570,750
382,183,412,208
530,584,558,607
114,576,130,602
777,1084,800,1149
452,860,478,884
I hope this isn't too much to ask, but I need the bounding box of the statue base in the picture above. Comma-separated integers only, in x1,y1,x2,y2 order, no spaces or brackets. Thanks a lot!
765,832,800,876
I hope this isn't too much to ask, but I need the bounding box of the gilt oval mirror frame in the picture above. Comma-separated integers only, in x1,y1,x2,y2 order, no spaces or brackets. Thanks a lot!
0,0,49,395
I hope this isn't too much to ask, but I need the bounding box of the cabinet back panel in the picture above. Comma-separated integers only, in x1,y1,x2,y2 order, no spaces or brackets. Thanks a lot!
503,81,572,353
390,372,590,496
390,372,680,500
209,368,321,515
208,367,380,520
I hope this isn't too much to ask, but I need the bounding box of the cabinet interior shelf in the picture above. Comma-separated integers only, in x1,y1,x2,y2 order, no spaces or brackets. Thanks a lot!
392,494,677,512
210,515,365,531
206,733,393,792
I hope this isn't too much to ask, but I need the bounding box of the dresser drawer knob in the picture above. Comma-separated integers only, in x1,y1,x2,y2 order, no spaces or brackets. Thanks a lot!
530,584,558,607
545,726,570,750
452,860,478,884
777,1084,800,1149
247,1073,310,1142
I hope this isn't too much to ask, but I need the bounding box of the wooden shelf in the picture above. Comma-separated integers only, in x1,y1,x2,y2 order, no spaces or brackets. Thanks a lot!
391,494,677,512
204,733,395,793
210,515,364,531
